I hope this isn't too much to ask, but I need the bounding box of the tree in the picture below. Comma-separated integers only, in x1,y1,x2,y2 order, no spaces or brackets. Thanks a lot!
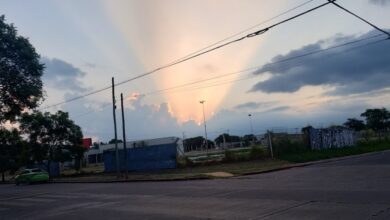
184,136,214,151
19,111,83,177
0,128,22,182
361,108,390,136
108,139,122,144
67,145,87,172
0,15,44,124
214,134,240,145
241,134,257,146
343,118,365,131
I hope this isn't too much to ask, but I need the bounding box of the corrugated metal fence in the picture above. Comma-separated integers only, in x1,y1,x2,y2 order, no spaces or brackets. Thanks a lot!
103,143,177,172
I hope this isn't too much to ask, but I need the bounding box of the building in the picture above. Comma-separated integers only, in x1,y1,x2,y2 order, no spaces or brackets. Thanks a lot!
85,136,184,165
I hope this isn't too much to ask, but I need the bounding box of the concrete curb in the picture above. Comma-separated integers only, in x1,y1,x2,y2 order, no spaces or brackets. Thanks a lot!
45,149,390,184
52,175,213,184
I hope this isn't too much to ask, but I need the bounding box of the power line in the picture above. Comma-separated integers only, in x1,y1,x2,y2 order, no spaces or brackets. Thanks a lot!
328,1,390,38
140,34,387,97
69,34,388,120
164,0,318,65
40,0,332,110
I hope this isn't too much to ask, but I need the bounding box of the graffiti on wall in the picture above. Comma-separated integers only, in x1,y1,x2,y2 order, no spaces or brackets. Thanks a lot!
308,127,356,150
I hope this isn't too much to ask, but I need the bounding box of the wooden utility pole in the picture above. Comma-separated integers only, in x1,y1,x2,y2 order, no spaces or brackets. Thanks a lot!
199,100,208,151
222,133,226,149
267,130,274,159
120,93,128,179
112,77,120,177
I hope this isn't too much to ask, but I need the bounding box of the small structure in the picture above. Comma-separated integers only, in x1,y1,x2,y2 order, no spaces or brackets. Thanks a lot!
304,127,356,150
85,137,183,172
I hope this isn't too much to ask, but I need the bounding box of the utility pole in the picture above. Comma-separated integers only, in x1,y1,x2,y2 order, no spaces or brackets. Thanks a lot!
267,130,274,159
111,77,120,177
199,100,208,151
120,93,128,179
182,132,186,152
248,114,255,145
222,132,226,150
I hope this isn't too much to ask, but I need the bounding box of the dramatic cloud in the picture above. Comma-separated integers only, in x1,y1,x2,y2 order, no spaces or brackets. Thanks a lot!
250,30,390,95
262,106,290,113
234,101,276,110
42,57,89,92
369,0,390,5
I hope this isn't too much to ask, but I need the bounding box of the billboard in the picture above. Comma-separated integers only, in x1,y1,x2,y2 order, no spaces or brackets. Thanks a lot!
82,138,92,149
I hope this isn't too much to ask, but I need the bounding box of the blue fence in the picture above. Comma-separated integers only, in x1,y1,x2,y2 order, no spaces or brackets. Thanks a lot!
103,143,177,172
35,161,60,177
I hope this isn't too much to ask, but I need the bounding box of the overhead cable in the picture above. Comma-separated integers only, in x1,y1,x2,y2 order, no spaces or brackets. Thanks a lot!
40,0,332,110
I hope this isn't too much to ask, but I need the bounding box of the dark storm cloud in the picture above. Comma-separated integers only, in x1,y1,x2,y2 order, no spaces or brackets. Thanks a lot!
42,57,89,92
369,0,390,5
250,30,390,95
234,101,276,110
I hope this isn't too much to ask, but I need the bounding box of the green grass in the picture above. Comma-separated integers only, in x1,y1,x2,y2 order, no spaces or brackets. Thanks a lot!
172,159,288,175
279,140,390,163
56,140,390,182
55,159,289,182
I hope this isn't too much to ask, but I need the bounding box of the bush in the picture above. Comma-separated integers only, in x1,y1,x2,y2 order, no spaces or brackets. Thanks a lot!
176,156,195,168
224,149,237,162
280,139,390,163
249,146,265,160
223,147,266,162
272,136,308,156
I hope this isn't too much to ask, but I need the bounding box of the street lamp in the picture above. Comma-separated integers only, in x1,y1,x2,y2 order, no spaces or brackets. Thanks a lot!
248,114,255,144
200,100,208,151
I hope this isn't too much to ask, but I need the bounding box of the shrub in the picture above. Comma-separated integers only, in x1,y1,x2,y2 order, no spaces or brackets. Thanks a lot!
272,136,308,156
249,146,265,160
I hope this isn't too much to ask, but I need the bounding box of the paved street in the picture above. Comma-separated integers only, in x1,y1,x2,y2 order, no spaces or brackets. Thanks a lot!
1,151,390,219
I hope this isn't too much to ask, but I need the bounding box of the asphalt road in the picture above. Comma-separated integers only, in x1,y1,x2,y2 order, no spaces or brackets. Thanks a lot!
1,151,390,220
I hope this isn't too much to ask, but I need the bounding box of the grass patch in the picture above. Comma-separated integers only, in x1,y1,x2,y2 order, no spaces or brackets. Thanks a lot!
224,146,267,163
55,159,289,182
159,159,289,176
279,140,390,163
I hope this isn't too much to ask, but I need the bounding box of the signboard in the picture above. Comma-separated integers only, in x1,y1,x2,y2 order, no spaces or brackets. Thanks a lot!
82,138,92,149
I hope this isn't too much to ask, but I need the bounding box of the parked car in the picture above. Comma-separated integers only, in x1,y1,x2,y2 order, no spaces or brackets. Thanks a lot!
15,168,49,185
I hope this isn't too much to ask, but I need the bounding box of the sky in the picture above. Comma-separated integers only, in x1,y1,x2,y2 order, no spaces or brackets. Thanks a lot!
1,0,390,142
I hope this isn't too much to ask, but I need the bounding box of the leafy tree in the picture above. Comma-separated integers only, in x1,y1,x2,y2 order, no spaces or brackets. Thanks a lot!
361,108,390,135
67,145,87,171
108,139,122,144
0,15,44,124
19,111,83,176
343,118,365,131
214,134,240,145
242,134,257,146
92,142,100,149
184,136,214,151
0,128,22,182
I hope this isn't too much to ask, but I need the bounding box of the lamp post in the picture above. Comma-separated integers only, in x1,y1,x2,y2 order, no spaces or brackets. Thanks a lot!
199,100,208,151
248,113,255,144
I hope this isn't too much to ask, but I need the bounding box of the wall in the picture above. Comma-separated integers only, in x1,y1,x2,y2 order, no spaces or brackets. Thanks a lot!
104,143,177,172
308,127,356,150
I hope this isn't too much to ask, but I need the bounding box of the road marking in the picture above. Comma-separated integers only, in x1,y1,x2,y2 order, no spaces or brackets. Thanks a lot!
39,194,81,199
17,198,56,203
0,201,32,207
